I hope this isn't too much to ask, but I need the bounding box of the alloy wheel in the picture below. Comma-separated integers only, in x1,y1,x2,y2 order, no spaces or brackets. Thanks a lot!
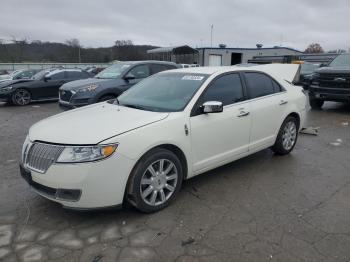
13,89,31,105
282,121,297,150
140,159,178,206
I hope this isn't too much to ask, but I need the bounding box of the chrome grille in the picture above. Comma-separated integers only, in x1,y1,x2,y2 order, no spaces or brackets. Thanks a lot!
24,142,64,173
318,73,350,89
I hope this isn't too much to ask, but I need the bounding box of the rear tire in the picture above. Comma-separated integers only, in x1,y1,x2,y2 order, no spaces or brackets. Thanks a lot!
272,116,299,155
309,97,324,109
126,148,183,213
12,89,31,106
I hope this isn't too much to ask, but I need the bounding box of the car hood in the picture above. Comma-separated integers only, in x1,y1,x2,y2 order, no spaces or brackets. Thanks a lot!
316,66,350,74
29,102,169,144
0,79,33,88
60,78,124,91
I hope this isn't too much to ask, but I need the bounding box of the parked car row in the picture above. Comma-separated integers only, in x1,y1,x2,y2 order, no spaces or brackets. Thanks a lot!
20,63,307,212
59,61,178,108
0,61,178,106
0,68,91,105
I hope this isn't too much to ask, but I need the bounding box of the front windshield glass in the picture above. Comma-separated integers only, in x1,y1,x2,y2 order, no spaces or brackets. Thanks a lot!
329,54,350,67
300,63,319,74
95,63,131,79
117,72,209,112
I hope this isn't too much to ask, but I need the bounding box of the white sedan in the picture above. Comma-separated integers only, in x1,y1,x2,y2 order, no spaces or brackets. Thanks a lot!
20,64,307,212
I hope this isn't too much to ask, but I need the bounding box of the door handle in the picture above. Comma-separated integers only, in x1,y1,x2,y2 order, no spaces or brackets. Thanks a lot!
279,100,288,105
237,111,250,117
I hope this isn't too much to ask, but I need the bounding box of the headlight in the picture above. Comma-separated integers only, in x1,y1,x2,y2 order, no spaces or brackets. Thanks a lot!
2,86,12,91
77,84,98,93
56,144,118,163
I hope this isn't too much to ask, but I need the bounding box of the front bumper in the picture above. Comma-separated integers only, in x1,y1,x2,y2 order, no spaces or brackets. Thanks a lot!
309,85,350,101
59,90,96,109
20,153,135,209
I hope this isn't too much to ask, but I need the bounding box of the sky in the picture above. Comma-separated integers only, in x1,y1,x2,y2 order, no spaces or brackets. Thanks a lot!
0,0,349,51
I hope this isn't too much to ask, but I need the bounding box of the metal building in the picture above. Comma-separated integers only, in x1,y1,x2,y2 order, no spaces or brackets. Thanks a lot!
147,45,199,64
197,46,303,66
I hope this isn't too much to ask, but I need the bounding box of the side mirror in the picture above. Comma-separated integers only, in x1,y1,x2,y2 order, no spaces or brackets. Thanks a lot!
202,101,223,114
44,76,51,82
123,74,135,81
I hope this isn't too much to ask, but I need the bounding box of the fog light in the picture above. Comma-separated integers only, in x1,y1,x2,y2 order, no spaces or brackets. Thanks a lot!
56,189,81,201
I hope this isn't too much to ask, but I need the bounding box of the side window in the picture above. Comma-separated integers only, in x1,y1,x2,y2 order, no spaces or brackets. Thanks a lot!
245,72,275,99
127,65,150,79
49,71,65,80
272,79,283,92
150,64,169,75
199,73,244,106
67,71,83,80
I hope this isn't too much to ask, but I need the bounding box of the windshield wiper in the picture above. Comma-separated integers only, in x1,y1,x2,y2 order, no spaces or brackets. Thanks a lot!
121,103,147,110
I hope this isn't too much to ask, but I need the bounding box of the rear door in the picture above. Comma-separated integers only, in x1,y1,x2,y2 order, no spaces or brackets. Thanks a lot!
243,72,289,151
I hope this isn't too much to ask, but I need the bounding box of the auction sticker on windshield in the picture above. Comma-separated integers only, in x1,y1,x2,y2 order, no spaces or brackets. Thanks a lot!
182,75,204,81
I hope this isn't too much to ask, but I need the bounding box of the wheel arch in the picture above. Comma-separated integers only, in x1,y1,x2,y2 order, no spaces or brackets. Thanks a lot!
11,87,32,104
123,143,189,205
286,112,301,129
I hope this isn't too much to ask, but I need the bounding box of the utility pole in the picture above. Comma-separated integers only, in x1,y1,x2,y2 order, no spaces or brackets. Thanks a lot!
210,24,214,48
78,46,81,63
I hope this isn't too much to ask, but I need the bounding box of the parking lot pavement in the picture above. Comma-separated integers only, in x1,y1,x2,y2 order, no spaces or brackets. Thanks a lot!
0,101,350,262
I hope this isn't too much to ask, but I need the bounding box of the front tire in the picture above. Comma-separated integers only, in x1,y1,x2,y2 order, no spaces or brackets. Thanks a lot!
126,148,183,213
272,116,299,155
12,89,31,106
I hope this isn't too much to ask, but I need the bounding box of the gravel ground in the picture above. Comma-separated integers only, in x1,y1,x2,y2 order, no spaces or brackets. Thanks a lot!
0,101,350,262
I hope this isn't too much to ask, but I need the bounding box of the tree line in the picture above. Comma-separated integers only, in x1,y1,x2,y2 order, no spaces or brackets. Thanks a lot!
0,38,157,63
0,38,346,63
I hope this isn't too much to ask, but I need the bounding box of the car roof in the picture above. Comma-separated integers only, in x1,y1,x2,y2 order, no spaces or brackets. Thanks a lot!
46,68,84,76
115,60,177,66
166,66,243,75
161,64,300,83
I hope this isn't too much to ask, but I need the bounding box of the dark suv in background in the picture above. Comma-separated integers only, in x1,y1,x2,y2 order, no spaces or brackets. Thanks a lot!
59,61,178,109
309,53,350,109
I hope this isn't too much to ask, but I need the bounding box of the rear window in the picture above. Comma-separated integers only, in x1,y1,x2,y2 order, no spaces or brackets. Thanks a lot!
67,71,83,79
151,64,174,74
245,72,275,99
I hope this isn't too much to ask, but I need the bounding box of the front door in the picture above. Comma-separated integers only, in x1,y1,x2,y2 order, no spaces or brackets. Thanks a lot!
39,71,68,99
122,64,151,91
190,73,251,173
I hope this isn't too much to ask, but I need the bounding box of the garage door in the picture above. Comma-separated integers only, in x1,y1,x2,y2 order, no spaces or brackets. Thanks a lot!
208,55,222,66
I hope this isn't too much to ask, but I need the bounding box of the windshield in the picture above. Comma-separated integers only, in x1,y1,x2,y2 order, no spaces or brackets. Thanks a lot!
329,54,350,67
117,72,209,112
95,63,131,79
300,63,319,74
